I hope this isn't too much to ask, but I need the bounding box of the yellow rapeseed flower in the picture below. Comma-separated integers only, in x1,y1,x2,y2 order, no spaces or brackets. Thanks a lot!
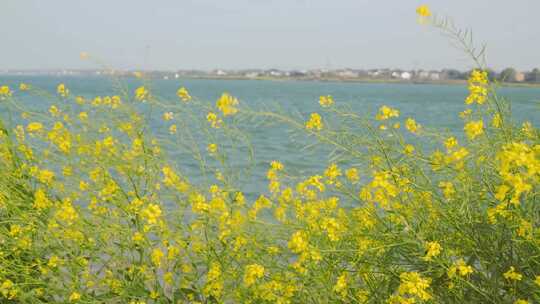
75,96,85,105
405,118,420,133
19,83,30,91
33,188,52,210
207,143,218,154
444,137,458,151
151,248,164,267
376,105,399,120
79,181,89,191
345,168,359,183
305,113,323,131
324,163,341,181
69,292,81,302
49,105,60,117
78,112,88,121
135,86,149,101
503,266,522,281
243,264,265,286
465,70,489,105
55,199,79,225
448,259,473,278
38,169,55,184
132,232,144,243
27,122,43,133
270,160,284,171
204,262,223,298
47,255,62,268
333,272,348,298
494,184,510,201
416,5,432,17
57,83,69,98
470,69,488,85
0,279,16,299
141,204,162,225
177,87,192,102
164,272,174,285
423,241,441,261
216,92,239,116
0,85,12,98
288,230,309,254
207,112,222,128
439,181,456,199
319,95,334,107
398,272,431,301
163,112,174,121
464,120,484,140
404,144,415,154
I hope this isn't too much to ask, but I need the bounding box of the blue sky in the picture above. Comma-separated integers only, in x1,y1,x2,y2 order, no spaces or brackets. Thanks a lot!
2,0,538,71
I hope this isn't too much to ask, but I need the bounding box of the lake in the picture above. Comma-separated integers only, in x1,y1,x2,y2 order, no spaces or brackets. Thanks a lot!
1,76,538,198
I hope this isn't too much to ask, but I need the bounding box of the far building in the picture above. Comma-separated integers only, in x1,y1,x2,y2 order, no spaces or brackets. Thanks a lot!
245,72,260,78
268,69,283,77
515,72,526,82
416,70,430,79
289,70,307,77
429,72,441,81
401,72,412,80
215,70,227,76
337,69,358,78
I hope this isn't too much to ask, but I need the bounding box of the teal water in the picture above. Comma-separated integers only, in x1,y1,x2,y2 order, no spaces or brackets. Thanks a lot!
1,76,539,198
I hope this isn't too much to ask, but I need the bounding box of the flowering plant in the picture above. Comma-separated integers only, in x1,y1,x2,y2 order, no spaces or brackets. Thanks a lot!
0,5,538,304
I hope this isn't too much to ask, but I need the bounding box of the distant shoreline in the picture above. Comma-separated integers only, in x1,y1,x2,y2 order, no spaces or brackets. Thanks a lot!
1,73,540,88
160,75,540,88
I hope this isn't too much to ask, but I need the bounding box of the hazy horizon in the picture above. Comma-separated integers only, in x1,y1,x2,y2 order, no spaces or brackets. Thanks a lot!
3,0,539,71
2,67,537,73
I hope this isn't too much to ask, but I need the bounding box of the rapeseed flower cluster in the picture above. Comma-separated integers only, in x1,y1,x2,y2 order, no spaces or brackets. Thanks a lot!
216,92,239,116
177,87,192,102
0,85,12,99
305,113,323,131
0,5,536,304
465,69,489,105
319,95,334,107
